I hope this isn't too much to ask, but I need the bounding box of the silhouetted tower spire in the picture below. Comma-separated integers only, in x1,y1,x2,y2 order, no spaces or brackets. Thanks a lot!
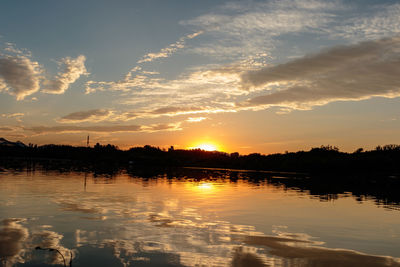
87,135,90,147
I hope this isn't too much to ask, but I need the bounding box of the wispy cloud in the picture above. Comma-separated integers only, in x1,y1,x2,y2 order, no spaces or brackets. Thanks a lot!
142,122,182,132
186,117,206,123
148,105,236,117
109,111,138,122
181,0,341,59
334,3,400,41
85,63,245,117
1,112,24,122
1,112,24,118
0,126,16,132
85,73,151,94
238,36,400,110
57,106,231,124
150,106,207,116
137,31,203,63
183,1,335,34
57,109,112,123
84,0,359,119
24,122,181,135
42,55,88,94
74,0,400,129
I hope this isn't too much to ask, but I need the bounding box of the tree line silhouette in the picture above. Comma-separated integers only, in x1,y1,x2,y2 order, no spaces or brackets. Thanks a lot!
1,140,400,174
1,139,399,208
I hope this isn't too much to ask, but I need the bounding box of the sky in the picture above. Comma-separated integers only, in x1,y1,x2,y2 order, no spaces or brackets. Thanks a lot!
1,0,400,154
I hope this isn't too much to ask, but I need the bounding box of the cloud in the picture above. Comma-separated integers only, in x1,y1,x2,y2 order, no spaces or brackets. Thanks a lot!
0,54,42,100
85,63,245,118
186,117,206,123
24,122,181,134
1,41,88,99
58,109,112,123
0,126,17,132
142,122,182,132
180,0,340,59
146,105,236,118
1,112,24,118
1,112,24,122
150,106,205,116
238,36,400,110
85,74,150,94
0,78,6,91
25,125,141,134
335,3,400,41
112,111,138,121
85,1,400,119
137,31,202,63
57,106,223,124
184,5,332,35
42,55,88,94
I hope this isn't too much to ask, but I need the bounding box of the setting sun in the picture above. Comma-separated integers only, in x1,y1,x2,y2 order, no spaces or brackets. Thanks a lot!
194,144,217,151
189,142,221,151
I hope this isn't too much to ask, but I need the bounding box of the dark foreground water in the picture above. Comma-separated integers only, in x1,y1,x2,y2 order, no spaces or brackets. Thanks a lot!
0,168,400,267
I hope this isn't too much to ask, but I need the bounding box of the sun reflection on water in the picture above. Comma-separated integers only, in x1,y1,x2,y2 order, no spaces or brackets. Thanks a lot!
197,182,213,190
187,182,223,196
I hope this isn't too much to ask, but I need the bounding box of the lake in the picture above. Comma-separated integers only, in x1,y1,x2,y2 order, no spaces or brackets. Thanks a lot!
0,167,400,266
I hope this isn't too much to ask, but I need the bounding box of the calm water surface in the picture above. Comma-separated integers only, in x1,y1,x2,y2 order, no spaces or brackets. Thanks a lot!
0,168,399,267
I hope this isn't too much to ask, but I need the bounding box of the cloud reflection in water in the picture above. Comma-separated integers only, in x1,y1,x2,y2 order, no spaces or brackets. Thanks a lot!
49,178,400,267
1,171,400,266
0,219,73,267
0,218,28,266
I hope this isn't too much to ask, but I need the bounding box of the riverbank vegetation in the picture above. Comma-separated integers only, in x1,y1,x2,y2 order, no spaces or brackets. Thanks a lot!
1,139,400,174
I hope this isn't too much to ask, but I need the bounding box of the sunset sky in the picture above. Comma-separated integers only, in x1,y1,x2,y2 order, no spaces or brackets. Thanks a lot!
1,0,400,154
